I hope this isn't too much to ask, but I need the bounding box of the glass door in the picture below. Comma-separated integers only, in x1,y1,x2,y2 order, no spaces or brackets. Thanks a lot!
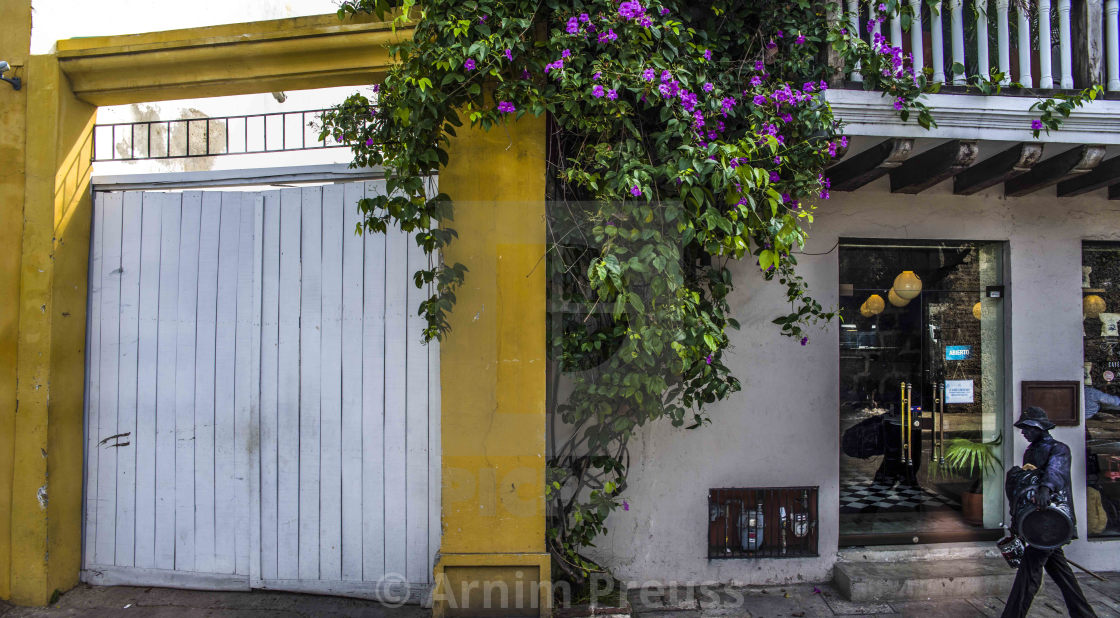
838,240,1005,546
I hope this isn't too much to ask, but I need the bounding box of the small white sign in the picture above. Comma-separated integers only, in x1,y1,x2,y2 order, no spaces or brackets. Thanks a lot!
945,379,975,404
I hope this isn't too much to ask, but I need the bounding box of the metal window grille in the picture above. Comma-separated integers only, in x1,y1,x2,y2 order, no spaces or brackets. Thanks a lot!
708,487,819,559
91,108,361,162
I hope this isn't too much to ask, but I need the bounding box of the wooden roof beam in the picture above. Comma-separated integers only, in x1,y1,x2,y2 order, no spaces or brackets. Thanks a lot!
890,140,979,194
954,143,1044,195
1056,155,1120,197
1004,144,1106,197
829,139,914,192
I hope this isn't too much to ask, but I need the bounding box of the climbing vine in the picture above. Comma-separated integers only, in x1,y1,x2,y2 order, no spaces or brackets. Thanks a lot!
321,0,1101,585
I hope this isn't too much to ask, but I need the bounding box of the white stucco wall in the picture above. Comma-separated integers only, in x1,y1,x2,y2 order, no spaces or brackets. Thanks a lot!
592,165,1120,586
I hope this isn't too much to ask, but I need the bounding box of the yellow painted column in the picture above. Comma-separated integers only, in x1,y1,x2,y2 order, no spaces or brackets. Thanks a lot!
12,53,96,606
0,0,31,601
434,114,550,616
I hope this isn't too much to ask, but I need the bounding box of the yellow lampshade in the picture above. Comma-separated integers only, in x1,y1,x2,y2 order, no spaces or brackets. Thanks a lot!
893,270,922,300
1084,294,1106,319
865,294,885,315
973,301,982,320
888,288,910,307
859,301,874,318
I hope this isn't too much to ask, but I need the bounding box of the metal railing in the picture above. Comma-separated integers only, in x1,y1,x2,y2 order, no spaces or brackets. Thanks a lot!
92,108,352,162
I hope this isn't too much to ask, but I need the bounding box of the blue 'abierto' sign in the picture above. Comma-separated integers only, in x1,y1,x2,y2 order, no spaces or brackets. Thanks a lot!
946,345,971,361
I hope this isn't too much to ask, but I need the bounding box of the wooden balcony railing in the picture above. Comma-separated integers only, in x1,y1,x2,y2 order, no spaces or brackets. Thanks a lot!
840,0,1120,92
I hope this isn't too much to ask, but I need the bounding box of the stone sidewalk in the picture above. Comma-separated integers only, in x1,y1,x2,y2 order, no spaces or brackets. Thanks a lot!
0,585,429,617
627,573,1120,617
0,575,1117,617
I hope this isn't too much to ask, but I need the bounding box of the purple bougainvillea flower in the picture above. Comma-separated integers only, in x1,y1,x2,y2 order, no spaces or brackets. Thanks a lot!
781,113,793,122
774,156,782,164
365,138,374,146
796,33,806,45
776,29,784,38
630,185,642,197
593,71,602,80
592,84,605,98
504,48,513,61
660,7,669,15
894,97,905,110
821,189,831,200
579,12,590,22
521,68,532,79
463,58,476,71
800,336,808,346
478,14,487,23
497,101,516,113
705,354,713,365
766,39,777,49
752,94,768,106
623,500,630,511
1031,119,1043,130
769,171,780,182
703,49,712,60
750,76,762,86
703,82,714,92
802,81,815,92
839,135,849,147
642,68,656,81
371,84,380,93
640,17,652,27
566,17,580,34
660,69,672,82
562,48,571,58
754,60,765,71
878,3,887,11
607,89,618,100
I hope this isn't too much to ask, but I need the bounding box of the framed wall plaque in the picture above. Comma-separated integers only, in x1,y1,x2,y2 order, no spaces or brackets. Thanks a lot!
1021,381,1081,427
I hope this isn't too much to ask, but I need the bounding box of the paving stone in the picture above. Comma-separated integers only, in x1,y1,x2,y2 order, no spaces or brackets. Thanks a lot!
887,598,986,617
821,592,894,616
965,596,1006,617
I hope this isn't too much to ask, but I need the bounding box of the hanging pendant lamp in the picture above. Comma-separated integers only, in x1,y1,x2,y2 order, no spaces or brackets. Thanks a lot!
888,288,910,307
893,271,922,300
859,301,874,318
1084,294,1106,319
973,301,982,320
865,294,885,315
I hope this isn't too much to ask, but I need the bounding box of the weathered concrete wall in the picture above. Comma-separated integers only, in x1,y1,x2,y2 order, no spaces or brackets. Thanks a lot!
0,0,31,602
592,156,1120,585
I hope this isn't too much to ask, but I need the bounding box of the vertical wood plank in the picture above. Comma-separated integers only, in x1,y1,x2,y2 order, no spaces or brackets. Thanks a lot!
213,192,241,574
383,193,409,579
193,192,222,574
276,188,302,580
114,191,143,567
404,227,429,584
361,181,387,581
248,193,266,581
259,190,284,581
95,191,123,566
298,186,323,580
340,182,365,581
154,192,181,571
83,192,106,567
426,178,442,585
319,185,344,581
174,191,202,572
133,192,162,569
234,193,257,577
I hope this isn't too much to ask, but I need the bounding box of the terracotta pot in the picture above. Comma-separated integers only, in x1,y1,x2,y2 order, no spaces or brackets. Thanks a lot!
962,491,984,527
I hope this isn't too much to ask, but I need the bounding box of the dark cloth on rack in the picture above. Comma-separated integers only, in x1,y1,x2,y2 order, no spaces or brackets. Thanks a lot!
1000,545,1097,618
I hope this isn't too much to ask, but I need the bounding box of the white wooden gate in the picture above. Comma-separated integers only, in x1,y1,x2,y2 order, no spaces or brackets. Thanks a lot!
82,181,439,602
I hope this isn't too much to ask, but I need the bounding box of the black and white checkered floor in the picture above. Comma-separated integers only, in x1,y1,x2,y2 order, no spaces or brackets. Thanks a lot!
839,476,961,514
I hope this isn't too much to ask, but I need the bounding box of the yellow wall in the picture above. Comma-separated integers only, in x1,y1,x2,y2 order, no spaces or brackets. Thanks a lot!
435,115,550,615
0,0,32,601
12,53,96,606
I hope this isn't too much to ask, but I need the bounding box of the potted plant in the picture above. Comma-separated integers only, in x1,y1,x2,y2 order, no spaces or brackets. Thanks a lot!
943,435,1002,526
